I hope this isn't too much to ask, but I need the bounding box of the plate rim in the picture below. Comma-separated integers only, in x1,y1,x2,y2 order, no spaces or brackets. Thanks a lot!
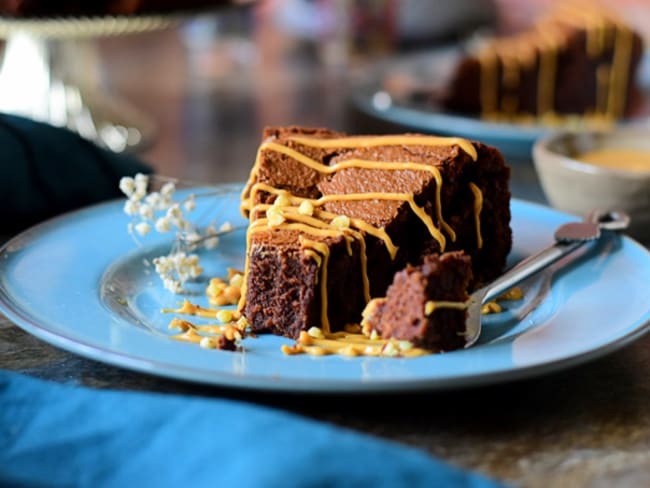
2,194,650,394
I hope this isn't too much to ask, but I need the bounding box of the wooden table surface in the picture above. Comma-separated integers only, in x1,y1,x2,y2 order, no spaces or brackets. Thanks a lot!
2,13,650,487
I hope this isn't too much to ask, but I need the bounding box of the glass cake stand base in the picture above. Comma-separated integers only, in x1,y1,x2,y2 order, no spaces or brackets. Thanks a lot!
0,16,175,152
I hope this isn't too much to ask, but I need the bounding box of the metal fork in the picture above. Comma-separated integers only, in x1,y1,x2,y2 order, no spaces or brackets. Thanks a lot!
464,210,630,348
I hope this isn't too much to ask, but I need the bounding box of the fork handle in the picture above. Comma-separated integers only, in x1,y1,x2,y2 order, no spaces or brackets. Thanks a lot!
481,210,629,304
482,240,583,304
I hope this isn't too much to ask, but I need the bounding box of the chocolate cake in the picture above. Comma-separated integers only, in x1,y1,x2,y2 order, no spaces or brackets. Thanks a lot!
240,126,511,341
362,252,473,352
0,0,241,16
442,4,644,122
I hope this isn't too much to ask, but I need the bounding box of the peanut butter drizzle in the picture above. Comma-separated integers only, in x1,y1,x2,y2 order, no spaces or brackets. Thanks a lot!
238,217,355,313
268,209,371,302
425,300,469,316
536,29,560,116
242,134,478,213
269,208,356,255
479,50,499,116
167,318,241,344
558,4,633,119
468,182,484,249
596,64,611,115
303,249,322,268
257,141,457,240
282,329,430,358
316,192,446,249
245,217,371,305
240,144,265,215
287,134,478,161
556,3,610,57
244,184,398,258
299,237,331,333
162,300,221,319
313,208,397,259
246,183,444,252
608,25,633,119
477,4,634,122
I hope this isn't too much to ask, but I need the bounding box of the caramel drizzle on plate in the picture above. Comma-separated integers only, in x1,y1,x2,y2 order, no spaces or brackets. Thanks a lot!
281,327,430,358
477,4,635,122
238,133,483,336
160,284,525,358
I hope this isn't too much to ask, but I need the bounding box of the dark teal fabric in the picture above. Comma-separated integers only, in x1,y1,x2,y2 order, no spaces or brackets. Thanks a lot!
0,370,505,488
0,114,151,232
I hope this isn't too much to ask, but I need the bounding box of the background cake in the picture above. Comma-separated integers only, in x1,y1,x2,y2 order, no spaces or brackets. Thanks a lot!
441,3,644,123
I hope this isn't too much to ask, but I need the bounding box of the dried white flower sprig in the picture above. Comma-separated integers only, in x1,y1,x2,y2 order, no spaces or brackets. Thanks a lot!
119,173,237,293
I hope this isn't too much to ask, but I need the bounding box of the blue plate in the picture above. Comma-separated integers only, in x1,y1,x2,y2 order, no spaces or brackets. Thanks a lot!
1,186,650,393
349,48,650,162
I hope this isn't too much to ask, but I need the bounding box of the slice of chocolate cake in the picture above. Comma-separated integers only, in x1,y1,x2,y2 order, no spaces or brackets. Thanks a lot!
442,4,644,122
362,252,473,352
239,126,511,340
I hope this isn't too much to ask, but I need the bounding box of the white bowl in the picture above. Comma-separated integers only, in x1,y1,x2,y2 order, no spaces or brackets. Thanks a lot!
532,127,650,243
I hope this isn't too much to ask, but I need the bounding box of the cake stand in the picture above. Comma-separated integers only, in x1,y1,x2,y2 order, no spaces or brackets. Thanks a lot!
0,15,176,152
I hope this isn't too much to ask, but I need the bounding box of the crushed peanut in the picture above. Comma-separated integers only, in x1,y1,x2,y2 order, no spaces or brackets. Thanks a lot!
266,206,286,226
273,193,292,207
200,337,218,349
307,326,324,339
498,287,524,301
298,200,314,216
331,215,351,229
216,309,233,323
398,341,413,351
381,341,399,357
236,316,250,331
206,277,241,307
298,330,314,345
229,273,244,288
481,301,503,314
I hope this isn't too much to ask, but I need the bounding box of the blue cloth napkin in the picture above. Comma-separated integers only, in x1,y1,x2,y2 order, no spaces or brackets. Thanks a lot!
0,370,504,488
0,113,151,233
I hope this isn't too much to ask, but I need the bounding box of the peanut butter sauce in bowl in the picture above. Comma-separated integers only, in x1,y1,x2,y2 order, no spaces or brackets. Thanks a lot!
533,126,650,242
575,148,650,173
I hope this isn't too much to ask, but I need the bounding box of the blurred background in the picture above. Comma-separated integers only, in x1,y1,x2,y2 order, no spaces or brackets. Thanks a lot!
1,0,649,187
